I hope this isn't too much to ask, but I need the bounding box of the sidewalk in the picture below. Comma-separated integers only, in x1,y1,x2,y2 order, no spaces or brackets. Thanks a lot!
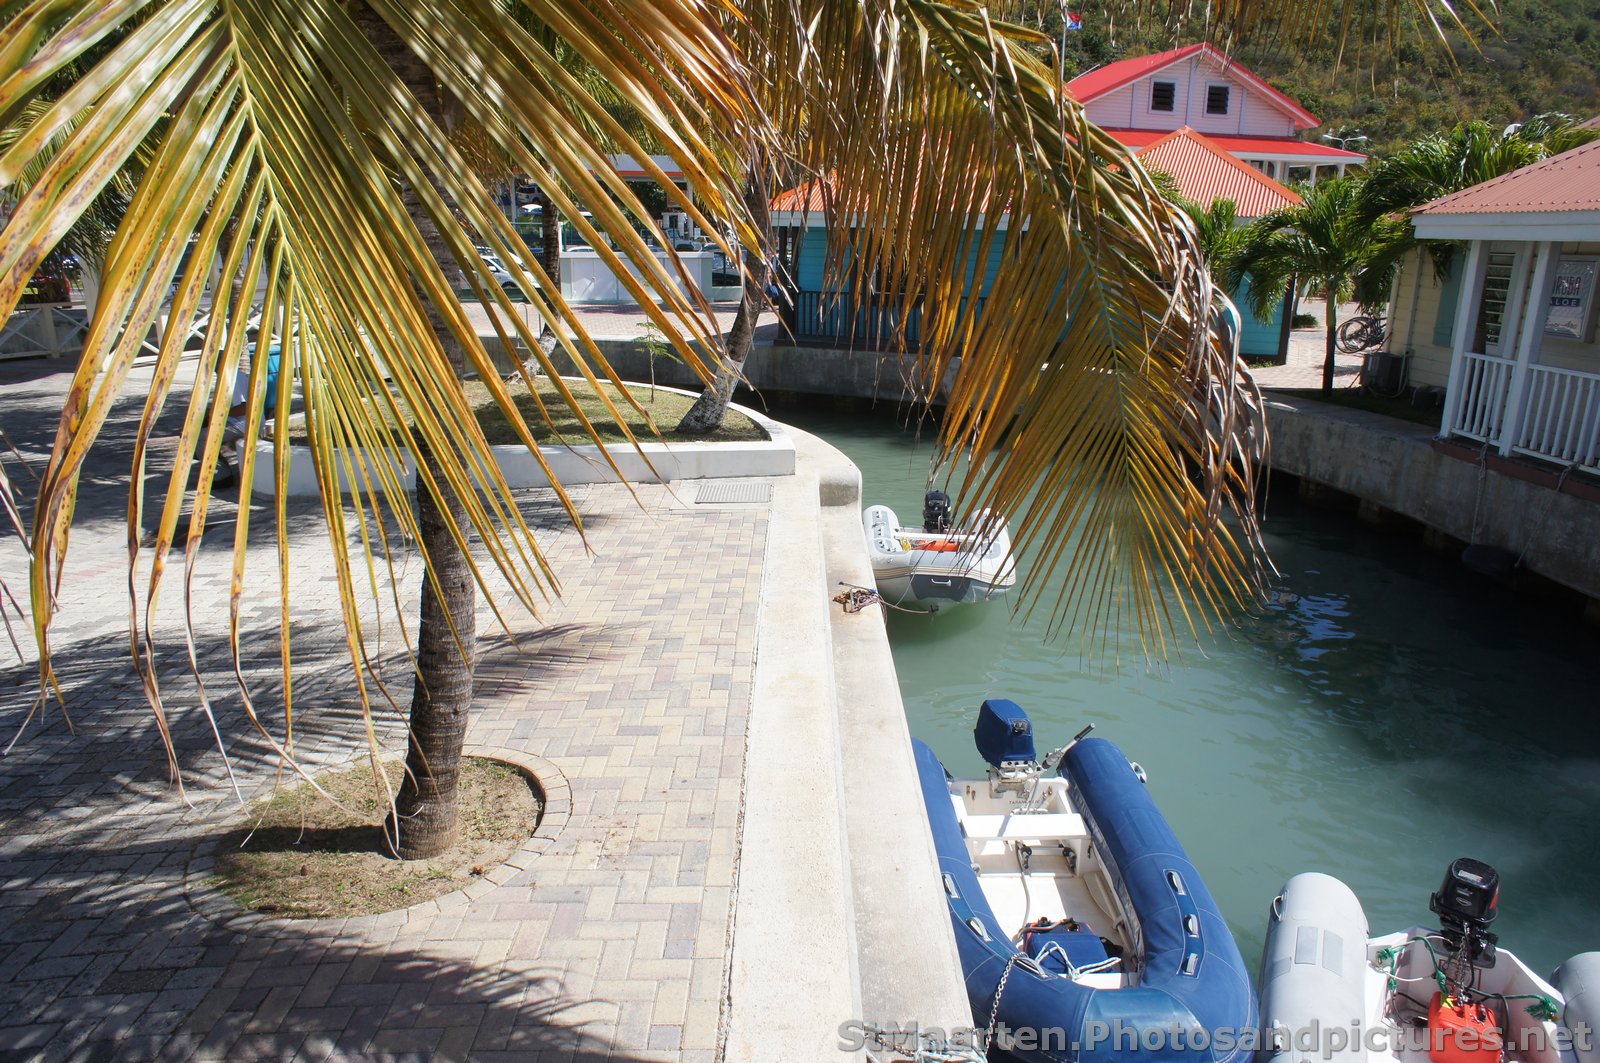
1249,303,1367,391
0,357,786,1060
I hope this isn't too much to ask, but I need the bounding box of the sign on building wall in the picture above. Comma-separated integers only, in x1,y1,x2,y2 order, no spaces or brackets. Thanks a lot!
1545,257,1597,341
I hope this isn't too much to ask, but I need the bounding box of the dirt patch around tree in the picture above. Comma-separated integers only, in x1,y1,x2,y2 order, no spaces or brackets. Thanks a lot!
211,757,541,919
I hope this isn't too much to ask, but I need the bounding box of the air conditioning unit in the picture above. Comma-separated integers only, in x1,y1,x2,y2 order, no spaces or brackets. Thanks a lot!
1361,350,1408,393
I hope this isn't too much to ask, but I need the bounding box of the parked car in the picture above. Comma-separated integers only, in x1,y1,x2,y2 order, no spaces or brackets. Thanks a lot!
20,261,71,305
475,247,540,301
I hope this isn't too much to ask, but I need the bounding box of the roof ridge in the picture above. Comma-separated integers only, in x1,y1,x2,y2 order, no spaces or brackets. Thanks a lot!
1066,42,1318,130
1134,127,1302,215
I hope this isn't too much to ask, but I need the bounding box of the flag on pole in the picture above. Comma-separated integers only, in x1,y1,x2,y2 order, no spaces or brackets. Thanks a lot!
1064,11,1083,29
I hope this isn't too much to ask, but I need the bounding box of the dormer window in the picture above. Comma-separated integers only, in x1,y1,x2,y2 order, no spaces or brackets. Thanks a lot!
1150,80,1176,112
1205,84,1231,115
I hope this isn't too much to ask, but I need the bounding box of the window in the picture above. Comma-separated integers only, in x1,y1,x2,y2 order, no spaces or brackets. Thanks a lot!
1150,81,1176,112
1474,250,1517,353
1205,84,1230,115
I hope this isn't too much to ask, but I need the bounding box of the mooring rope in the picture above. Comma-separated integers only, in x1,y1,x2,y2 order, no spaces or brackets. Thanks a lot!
833,581,932,615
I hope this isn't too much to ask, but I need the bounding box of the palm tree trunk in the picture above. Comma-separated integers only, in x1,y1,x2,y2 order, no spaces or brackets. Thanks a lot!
1323,292,1339,395
533,185,561,363
676,158,772,434
395,447,476,858
539,187,560,286
354,4,476,860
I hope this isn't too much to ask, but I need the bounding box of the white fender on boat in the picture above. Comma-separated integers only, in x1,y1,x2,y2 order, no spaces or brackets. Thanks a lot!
1259,872,1370,1063
1555,952,1600,1063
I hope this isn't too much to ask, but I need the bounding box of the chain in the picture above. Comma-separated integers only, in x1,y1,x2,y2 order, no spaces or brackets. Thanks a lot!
861,1023,985,1063
979,952,1023,1057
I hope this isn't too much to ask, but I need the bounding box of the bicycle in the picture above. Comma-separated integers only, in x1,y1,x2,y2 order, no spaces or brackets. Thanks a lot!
1336,315,1387,354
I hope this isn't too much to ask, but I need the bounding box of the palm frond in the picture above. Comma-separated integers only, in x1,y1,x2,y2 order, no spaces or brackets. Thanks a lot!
2,0,1504,770
1,0,756,775
738,0,1269,651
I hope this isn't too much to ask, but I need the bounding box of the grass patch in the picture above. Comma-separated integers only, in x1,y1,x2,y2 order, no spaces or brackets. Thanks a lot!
289,377,765,447
1275,388,1442,427
211,757,540,919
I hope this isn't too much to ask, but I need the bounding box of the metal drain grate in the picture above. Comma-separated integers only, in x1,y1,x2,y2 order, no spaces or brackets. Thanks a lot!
695,482,773,505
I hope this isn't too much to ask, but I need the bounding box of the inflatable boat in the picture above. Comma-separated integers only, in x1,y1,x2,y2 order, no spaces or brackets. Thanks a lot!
863,491,1016,610
915,700,1258,1063
1260,867,1599,1063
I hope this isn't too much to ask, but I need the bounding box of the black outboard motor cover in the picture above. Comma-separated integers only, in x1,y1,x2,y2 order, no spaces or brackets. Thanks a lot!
975,698,1036,768
922,490,953,533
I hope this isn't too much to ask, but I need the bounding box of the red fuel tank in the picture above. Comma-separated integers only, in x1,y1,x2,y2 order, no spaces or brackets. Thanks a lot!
1428,991,1502,1063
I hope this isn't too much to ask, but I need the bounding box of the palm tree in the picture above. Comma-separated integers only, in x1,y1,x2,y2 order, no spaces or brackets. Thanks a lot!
1227,177,1407,394
4,1,745,860
1175,196,1248,275
674,152,775,434
1358,116,1598,230
1,2,1491,844
1355,115,1600,278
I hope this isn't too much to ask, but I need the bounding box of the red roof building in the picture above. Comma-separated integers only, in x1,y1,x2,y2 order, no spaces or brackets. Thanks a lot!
1134,128,1301,218
1068,43,1363,184
1412,137,1600,229
1398,137,1600,477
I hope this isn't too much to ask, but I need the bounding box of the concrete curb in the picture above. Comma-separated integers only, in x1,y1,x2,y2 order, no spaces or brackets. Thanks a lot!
723,426,972,1060
249,387,796,498
820,473,972,1035
724,429,862,1060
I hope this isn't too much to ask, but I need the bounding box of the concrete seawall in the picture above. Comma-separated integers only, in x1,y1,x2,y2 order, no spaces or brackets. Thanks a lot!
509,337,951,406
513,334,1600,609
1266,396,1600,608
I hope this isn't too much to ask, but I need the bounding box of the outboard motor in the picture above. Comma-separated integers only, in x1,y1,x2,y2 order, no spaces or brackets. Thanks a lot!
1430,857,1500,970
975,698,1037,794
922,490,953,533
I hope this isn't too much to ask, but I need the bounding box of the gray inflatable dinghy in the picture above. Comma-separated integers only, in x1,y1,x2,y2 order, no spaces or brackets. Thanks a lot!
1259,861,1596,1063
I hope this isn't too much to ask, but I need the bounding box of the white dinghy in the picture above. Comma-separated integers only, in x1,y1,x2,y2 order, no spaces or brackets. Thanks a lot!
862,491,1016,610
1260,862,1599,1063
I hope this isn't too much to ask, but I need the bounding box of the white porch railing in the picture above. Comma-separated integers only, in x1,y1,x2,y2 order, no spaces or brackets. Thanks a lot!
1450,351,1514,444
1449,351,1600,473
1512,363,1600,472
0,304,88,360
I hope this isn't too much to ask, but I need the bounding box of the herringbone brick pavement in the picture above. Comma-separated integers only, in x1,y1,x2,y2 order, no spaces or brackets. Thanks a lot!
0,359,768,1061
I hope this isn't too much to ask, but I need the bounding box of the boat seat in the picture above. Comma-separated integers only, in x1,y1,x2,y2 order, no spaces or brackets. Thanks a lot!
959,811,1086,843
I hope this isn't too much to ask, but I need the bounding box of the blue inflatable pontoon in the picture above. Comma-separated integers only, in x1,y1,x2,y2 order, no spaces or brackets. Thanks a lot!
915,700,1257,1063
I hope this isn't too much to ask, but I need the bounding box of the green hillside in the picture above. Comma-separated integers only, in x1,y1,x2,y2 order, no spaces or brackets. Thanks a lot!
1049,2,1600,158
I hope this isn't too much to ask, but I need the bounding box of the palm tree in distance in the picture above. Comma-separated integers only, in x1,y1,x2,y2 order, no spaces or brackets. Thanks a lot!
2,1,1493,849
1354,115,1600,282
1227,178,1408,394
1175,196,1248,276
1357,115,1598,235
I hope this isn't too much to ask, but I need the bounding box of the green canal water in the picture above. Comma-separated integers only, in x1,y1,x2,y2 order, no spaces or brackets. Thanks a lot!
784,406,1600,978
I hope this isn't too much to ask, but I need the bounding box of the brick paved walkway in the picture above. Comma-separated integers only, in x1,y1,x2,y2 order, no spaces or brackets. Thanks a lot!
1251,303,1366,391
0,359,769,1061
